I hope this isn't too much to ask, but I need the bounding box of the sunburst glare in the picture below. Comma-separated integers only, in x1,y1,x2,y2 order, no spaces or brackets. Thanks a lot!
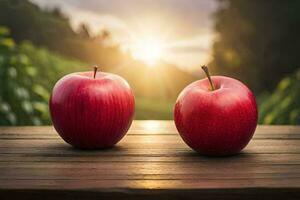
131,37,164,66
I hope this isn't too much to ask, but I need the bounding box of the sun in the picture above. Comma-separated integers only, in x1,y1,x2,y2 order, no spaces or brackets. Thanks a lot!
131,38,164,66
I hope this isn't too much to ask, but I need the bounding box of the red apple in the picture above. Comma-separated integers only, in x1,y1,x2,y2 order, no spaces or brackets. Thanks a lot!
174,66,257,156
49,66,135,149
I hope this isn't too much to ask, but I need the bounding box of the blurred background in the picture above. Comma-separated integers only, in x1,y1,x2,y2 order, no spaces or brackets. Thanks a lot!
0,0,299,125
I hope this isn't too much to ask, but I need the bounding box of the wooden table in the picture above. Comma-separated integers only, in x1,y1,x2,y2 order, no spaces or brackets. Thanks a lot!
0,121,300,200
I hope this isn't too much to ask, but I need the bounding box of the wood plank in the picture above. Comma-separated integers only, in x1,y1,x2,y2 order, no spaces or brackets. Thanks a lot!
0,153,299,164
1,132,300,139
1,135,300,145
1,164,299,180
1,139,300,154
0,122,300,199
2,171,299,181
0,123,299,136
1,179,300,190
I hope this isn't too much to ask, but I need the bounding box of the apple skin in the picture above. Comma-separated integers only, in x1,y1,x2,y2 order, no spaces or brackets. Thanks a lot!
49,71,135,149
174,76,257,156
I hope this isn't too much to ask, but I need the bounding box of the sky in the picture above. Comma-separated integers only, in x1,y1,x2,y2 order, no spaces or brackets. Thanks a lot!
31,0,218,71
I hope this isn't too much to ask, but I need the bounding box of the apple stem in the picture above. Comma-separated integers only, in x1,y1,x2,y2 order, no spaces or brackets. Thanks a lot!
93,65,98,79
201,65,215,91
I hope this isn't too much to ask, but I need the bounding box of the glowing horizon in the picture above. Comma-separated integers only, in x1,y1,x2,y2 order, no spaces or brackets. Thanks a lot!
31,0,218,71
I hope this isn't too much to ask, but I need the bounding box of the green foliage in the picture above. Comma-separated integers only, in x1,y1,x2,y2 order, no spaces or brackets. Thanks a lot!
211,0,300,94
259,68,300,124
18,42,86,89
0,27,46,125
0,26,86,125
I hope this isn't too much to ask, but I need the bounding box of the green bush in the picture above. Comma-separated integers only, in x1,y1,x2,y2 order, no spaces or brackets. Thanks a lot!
259,68,300,125
0,27,46,125
19,41,86,91
0,26,85,125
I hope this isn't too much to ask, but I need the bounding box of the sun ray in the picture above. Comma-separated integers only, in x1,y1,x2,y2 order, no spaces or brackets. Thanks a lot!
131,37,165,66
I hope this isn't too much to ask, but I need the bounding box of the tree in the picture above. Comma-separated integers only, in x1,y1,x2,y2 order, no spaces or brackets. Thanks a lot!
259,68,300,125
210,0,300,94
78,23,91,39
0,0,75,50
0,0,122,69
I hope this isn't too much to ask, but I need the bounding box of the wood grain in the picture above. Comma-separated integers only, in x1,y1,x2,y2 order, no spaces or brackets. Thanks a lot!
0,121,300,200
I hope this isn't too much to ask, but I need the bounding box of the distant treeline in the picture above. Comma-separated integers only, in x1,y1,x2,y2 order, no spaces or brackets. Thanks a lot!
0,0,127,70
211,0,300,124
211,0,300,94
